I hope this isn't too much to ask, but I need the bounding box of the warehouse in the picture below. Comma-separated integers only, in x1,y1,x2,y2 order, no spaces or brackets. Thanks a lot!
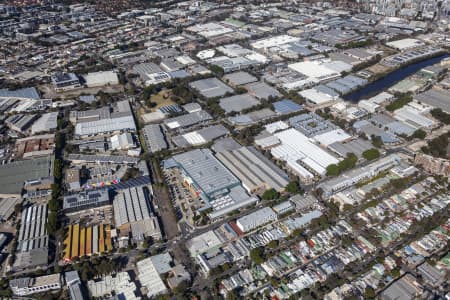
163,149,240,202
63,190,110,213
414,88,450,113
0,87,40,100
289,113,337,137
142,124,168,153
271,128,340,176
223,71,257,86
236,207,277,233
288,61,341,82
14,204,49,270
163,110,212,130
318,154,401,198
113,186,162,242
31,112,58,134
14,134,55,159
0,155,54,197
137,257,168,298
83,70,119,88
189,78,234,98
393,106,435,129
219,94,260,113
273,99,304,115
67,154,139,165
172,125,229,148
216,146,289,193
245,82,281,100
10,274,62,296
328,138,373,159
74,115,136,137
5,114,38,133
312,129,352,147
386,38,425,50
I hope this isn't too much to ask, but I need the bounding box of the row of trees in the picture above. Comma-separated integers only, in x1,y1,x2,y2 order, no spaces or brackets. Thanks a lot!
326,153,358,176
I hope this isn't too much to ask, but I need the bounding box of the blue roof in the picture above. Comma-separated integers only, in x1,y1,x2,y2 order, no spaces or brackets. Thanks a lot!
273,99,304,115
0,87,40,99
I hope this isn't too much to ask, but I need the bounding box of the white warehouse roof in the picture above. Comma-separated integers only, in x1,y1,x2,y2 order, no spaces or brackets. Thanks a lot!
271,128,339,175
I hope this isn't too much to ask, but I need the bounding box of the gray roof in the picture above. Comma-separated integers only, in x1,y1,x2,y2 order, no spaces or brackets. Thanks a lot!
223,71,257,86
167,148,240,198
414,88,450,113
142,124,168,153
113,186,152,227
164,110,212,129
216,146,289,192
0,155,54,195
219,94,260,113
328,138,373,158
380,274,420,300
0,87,40,99
189,78,234,98
245,81,281,100
68,154,139,164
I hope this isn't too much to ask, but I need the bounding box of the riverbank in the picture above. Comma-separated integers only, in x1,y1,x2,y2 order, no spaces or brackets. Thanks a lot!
344,52,450,102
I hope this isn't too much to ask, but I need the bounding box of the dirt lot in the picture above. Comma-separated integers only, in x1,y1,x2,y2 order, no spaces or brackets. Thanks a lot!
40,83,124,99
141,89,176,112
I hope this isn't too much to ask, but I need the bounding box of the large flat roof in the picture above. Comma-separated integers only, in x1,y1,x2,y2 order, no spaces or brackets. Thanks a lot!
168,148,240,198
0,156,54,195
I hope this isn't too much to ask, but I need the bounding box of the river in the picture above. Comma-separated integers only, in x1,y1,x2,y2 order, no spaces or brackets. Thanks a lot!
344,53,450,102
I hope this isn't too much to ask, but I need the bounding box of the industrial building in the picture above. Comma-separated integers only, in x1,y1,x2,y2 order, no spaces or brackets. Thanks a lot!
172,125,229,148
10,274,62,296
75,115,136,137
14,204,49,270
236,207,277,233
163,110,212,130
0,155,54,197
113,186,162,242
164,149,240,201
83,70,119,88
51,72,81,91
142,124,168,153
223,71,257,86
31,112,58,134
219,94,260,113
136,257,168,298
318,154,401,198
216,146,289,193
63,224,113,261
189,78,234,98
63,190,111,213
14,134,55,159
271,128,340,176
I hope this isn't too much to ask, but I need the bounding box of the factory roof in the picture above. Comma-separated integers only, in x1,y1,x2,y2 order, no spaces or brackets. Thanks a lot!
31,112,58,134
0,87,40,100
164,110,212,129
219,94,260,113
142,124,168,153
216,146,289,192
189,78,234,98
166,148,240,198
414,88,450,113
75,115,136,136
273,99,304,115
0,155,54,196
223,71,258,86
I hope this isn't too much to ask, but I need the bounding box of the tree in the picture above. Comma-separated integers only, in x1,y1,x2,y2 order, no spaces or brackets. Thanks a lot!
262,188,280,200
364,287,375,299
285,181,300,194
326,164,340,176
250,247,265,264
371,135,383,148
209,65,224,77
412,129,426,139
362,148,380,161
267,240,279,249
430,108,450,125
